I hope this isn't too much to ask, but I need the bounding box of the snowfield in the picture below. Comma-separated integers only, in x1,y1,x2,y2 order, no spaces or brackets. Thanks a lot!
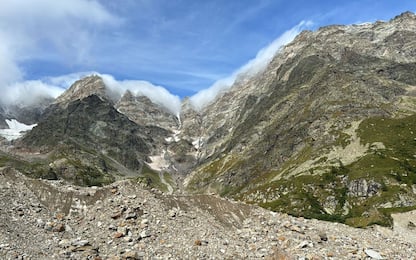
0,119,37,141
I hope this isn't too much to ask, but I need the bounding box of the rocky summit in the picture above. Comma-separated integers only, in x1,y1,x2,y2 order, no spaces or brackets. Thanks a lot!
1,12,416,259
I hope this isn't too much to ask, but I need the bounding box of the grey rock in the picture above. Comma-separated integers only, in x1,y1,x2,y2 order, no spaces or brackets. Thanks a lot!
139,230,151,239
348,179,381,197
319,232,328,242
364,249,384,259
71,239,90,247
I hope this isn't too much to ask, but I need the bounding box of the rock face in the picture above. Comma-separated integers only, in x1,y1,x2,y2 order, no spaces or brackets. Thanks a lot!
178,12,416,225
116,90,179,131
17,94,170,186
185,11,416,182
4,74,179,186
0,107,7,129
0,97,54,127
348,179,382,197
54,75,114,106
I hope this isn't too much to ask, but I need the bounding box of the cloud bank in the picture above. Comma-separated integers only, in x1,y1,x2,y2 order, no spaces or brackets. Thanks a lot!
100,74,181,116
189,21,312,110
0,71,182,118
0,0,311,118
0,72,95,107
0,0,118,105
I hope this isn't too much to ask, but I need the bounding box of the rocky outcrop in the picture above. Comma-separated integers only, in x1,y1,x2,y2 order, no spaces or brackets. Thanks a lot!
348,179,382,197
116,90,179,131
18,94,170,184
54,75,115,106
0,107,7,129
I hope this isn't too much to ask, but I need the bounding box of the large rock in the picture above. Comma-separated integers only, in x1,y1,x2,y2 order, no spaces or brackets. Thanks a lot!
348,179,381,197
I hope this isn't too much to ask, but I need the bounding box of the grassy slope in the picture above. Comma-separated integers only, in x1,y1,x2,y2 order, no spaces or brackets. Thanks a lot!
237,114,416,227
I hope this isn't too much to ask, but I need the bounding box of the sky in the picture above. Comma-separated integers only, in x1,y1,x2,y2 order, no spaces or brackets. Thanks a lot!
0,0,415,112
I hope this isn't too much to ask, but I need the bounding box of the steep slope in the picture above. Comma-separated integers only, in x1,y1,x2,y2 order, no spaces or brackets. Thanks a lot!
116,90,179,131
0,107,7,129
184,12,416,226
54,75,114,106
14,94,168,185
7,76,175,187
2,11,416,229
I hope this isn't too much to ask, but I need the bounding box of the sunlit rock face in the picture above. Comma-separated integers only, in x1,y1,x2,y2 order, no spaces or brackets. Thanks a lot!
181,12,416,225
54,75,113,106
116,90,179,131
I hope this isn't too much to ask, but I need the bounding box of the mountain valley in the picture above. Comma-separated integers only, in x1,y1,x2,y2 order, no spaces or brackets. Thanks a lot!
1,11,416,259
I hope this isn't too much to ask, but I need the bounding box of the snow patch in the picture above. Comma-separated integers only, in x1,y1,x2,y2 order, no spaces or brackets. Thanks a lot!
0,119,36,141
164,130,181,144
147,151,170,172
165,137,174,143
192,138,204,149
173,130,181,142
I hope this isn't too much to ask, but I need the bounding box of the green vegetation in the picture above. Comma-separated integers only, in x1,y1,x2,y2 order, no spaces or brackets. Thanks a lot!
187,155,245,192
0,147,115,187
237,114,416,227
246,168,352,224
358,114,416,159
137,165,173,192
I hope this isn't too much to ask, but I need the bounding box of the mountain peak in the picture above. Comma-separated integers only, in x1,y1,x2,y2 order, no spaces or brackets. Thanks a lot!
54,75,114,106
116,91,180,130
119,89,134,102
392,11,416,22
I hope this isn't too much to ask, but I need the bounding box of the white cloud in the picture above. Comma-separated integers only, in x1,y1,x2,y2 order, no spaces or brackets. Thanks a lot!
43,72,96,89
100,74,182,116
1,80,65,107
0,0,118,64
187,76,236,111
0,72,95,107
189,21,312,110
0,0,118,106
0,71,182,118
0,42,22,86
0,1,312,119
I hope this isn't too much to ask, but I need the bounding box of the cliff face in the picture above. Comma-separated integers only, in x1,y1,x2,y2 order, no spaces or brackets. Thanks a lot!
12,75,173,186
181,12,416,226
53,75,113,106
185,12,416,176
116,90,179,131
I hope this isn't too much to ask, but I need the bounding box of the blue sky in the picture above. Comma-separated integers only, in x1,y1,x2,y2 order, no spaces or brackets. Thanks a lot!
0,0,415,109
